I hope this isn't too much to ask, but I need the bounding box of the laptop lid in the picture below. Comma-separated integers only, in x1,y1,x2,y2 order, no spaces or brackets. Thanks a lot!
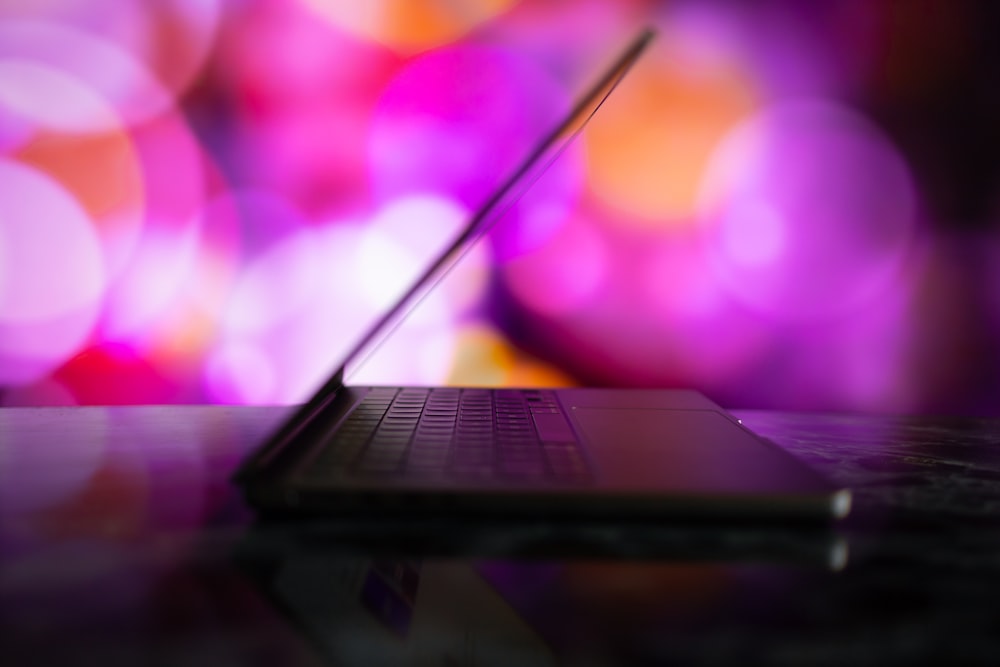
237,29,655,476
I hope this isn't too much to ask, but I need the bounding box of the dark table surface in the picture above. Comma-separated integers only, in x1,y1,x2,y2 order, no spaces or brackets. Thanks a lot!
2,405,1000,665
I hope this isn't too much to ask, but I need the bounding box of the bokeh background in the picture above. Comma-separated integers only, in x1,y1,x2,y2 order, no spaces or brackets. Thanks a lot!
0,0,997,415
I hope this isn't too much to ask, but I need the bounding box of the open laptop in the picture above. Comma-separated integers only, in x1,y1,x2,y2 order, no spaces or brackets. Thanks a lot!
235,29,851,521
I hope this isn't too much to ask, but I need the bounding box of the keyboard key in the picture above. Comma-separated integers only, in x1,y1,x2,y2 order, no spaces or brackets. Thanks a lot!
301,387,590,484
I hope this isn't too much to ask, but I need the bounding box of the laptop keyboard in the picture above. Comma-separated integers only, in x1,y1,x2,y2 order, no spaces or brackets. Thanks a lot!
302,388,591,483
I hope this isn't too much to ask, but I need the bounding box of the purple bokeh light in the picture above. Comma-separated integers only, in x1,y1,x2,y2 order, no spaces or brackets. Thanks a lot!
699,99,920,323
368,45,583,260
99,113,213,344
216,1,398,213
502,213,609,317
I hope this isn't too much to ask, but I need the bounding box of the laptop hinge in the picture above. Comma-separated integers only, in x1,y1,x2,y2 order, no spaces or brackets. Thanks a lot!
233,368,347,481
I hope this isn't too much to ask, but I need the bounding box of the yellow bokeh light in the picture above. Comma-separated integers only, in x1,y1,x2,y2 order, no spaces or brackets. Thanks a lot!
584,41,758,227
447,323,575,387
301,0,515,53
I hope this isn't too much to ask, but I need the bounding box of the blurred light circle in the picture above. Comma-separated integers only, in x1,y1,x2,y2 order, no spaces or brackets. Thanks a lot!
0,160,104,321
488,155,583,262
0,159,104,383
447,323,515,386
714,200,785,268
252,223,372,400
638,236,770,383
583,39,758,226
223,224,322,337
116,0,221,103
364,195,488,313
520,224,770,388
205,340,276,404
834,282,918,412
748,269,921,413
357,227,430,307
0,310,100,386
0,227,6,308
172,182,249,326
100,113,213,342
216,2,398,215
447,322,575,387
101,221,201,342
0,1,220,112
368,45,580,260
699,100,919,323
14,129,146,285
349,320,457,386
0,108,32,153
222,1,398,100
211,189,311,263
53,343,182,405
207,196,487,403
642,236,730,319
0,57,147,290
0,59,116,134
310,196,483,379
302,0,516,54
0,20,171,131
502,215,608,317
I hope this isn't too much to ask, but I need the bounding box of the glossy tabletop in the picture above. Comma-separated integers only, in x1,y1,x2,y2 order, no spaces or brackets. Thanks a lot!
2,406,1000,665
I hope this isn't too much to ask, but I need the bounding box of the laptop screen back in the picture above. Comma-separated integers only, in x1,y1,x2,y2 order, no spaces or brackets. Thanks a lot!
240,31,654,473
338,30,654,386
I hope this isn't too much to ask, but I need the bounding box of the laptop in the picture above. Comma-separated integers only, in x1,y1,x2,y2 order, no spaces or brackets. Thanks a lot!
235,29,851,522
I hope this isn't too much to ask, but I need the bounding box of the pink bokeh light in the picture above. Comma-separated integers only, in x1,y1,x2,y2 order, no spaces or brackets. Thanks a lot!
0,0,221,113
1,60,147,287
368,44,582,260
215,1,398,213
502,213,609,317
507,216,770,389
731,260,926,413
0,20,171,131
699,100,920,323
99,112,214,343
0,59,113,135
205,195,489,403
0,159,104,384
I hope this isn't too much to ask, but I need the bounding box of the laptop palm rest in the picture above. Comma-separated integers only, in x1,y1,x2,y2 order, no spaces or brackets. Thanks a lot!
572,408,830,496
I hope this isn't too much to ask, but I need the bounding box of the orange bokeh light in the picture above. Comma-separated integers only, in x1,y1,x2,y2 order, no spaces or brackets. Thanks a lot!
302,0,515,53
447,324,575,388
16,129,144,234
584,41,758,226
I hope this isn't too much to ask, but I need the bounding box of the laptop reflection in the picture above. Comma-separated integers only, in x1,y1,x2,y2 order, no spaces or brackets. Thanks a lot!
235,519,847,665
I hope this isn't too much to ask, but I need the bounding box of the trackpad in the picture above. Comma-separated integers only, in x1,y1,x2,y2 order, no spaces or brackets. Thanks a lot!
571,408,813,493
